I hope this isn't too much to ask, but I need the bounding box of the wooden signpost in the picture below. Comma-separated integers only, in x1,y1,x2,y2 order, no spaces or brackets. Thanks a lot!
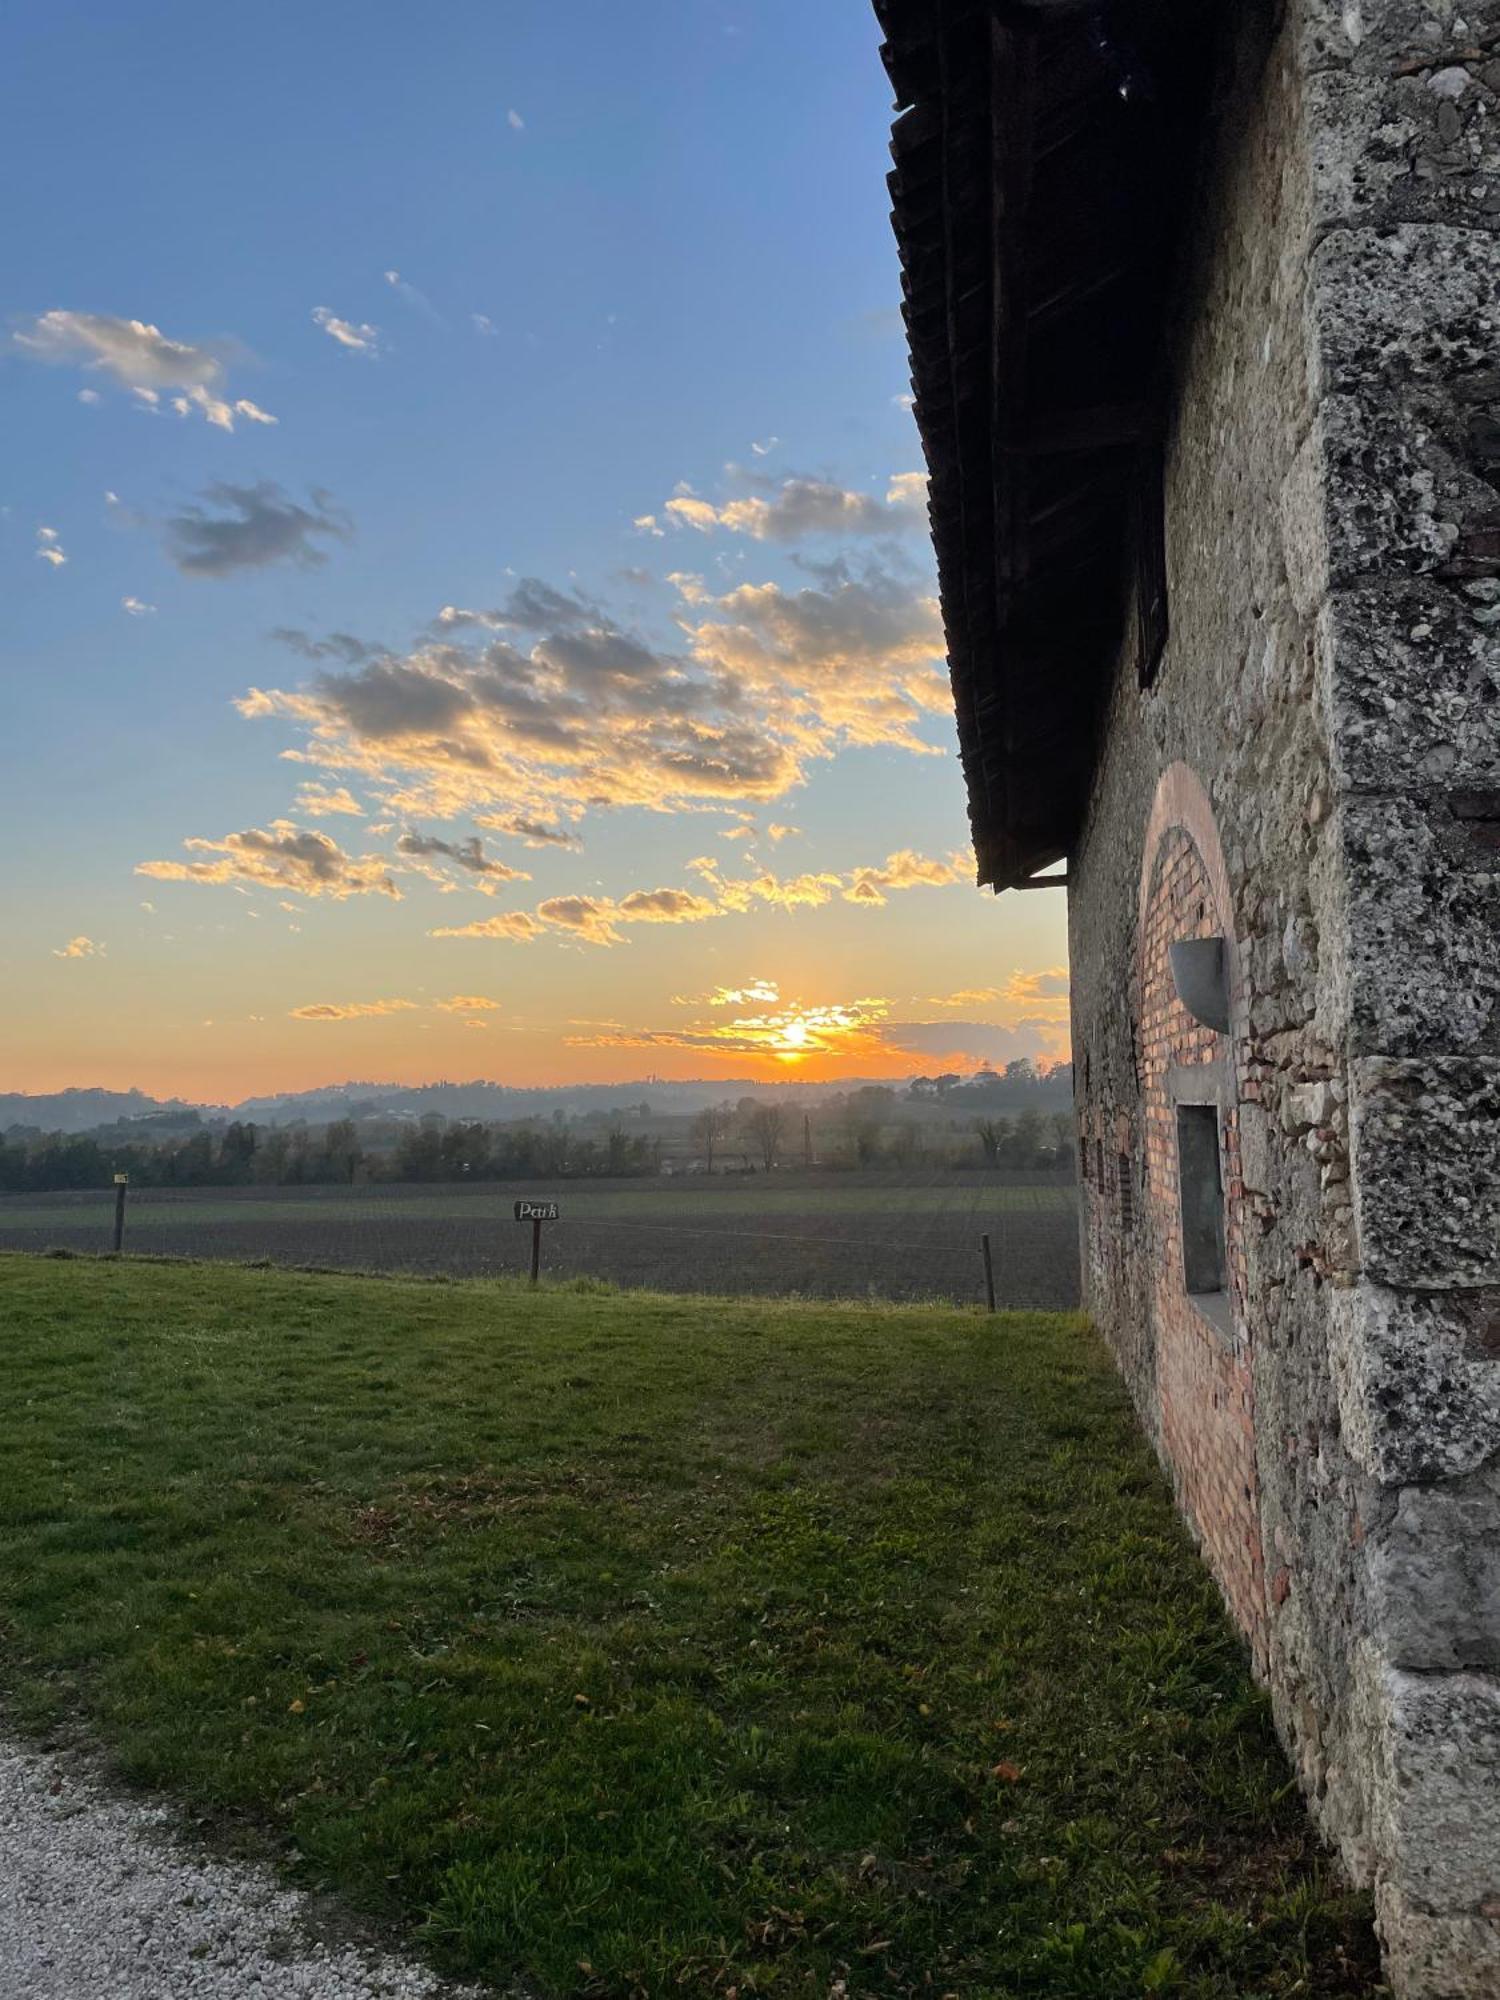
112,1172,129,1255
514,1199,560,1285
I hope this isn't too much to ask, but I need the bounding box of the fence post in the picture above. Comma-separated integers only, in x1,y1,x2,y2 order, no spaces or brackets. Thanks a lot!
981,1231,996,1313
112,1173,129,1255
530,1215,542,1287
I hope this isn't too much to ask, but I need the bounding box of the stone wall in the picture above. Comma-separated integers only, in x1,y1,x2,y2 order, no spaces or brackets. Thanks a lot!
1068,4,1500,1992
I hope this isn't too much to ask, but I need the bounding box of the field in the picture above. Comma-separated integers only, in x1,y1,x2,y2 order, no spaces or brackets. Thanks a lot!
0,1168,1080,1308
0,1255,1377,1998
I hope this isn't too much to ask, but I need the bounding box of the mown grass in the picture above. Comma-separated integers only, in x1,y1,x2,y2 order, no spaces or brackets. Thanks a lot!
0,1255,1379,1999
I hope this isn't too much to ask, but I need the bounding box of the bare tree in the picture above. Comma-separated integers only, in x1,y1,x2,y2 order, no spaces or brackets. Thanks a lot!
689,1101,734,1173
975,1116,1005,1167
741,1101,786,1172
324,1117,362,1184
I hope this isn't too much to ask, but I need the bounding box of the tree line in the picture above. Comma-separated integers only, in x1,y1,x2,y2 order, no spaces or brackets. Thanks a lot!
0,1097,1076,1194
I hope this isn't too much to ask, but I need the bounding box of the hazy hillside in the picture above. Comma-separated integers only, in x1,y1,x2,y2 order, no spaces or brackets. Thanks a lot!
3,1066,1073,1140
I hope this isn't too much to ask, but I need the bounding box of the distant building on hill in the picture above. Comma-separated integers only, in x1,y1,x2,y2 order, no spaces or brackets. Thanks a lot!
877,3,1500,1993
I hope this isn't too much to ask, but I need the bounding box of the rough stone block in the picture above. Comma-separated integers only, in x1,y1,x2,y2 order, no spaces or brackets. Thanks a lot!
1376,1883,1500,2000
1313,227,1500,587
1325,583,1500,796
1342,795,1500,1055
1350,1058,1500,1286
1319,391,1486,584
1315,224,1500,387
1375,1665,1500,1910
1307,57,1500,232
1331,1281,1500,1481
1369,1467,1500,1667
1301,1,1500,76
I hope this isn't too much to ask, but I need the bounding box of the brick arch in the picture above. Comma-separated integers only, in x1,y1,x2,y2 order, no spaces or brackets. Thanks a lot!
1136,764,1266,1661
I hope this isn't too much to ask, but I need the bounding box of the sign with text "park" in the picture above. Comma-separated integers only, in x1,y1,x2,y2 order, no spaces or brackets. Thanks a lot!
514,1199,560,1223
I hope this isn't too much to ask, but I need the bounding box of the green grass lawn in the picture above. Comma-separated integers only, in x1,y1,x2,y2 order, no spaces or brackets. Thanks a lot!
0,1255,1378,1999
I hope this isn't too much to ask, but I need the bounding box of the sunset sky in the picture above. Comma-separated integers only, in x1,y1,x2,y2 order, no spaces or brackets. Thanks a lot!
3,0,1068,1102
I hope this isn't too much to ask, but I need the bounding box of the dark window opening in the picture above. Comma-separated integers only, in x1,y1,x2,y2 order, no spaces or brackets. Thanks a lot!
1176,1104,1226,1295
1079,1136,1090,1184
1131,441,1169,688
1095,1138,1106,1193
1118,1153,1135,1234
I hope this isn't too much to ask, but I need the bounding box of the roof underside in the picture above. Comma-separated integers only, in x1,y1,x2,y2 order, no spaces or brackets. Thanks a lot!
877,0,1221,890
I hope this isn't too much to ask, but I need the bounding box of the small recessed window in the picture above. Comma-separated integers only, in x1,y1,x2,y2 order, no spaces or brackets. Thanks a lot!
1176,1104,1226,1295
1132,441,1169,688
1118,1153,1135,1233
1095,1138,1106,1192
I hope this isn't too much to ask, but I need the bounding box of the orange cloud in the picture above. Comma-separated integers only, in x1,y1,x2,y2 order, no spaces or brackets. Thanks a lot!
138,822,399,900
295,784,365,817
229,559,947,834
662,471,926,541
430,911,544,942
566,995,897,1068
430,848,969,950
289,997,418,1021
1003,966,1070,1001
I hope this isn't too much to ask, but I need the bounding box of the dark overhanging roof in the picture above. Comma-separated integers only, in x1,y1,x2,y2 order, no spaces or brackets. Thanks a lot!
876,0,1225,891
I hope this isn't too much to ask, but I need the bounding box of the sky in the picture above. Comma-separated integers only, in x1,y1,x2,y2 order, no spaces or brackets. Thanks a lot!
2,0,1068,1103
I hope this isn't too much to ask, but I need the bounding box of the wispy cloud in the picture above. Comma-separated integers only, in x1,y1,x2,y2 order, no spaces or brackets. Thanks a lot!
567,993,896,1064
289,997,417,1021
475,812,583,851
295,783,364,817
312,307,381,356
506,108,525,131
137,822,399,899
14,310,277,429
35,525,67,567
672,980,781,1008
432,884,717,948
270,627,381,664
429,910,543,943
664,471,925,542
690,847,970,915
435,994,500,1012
382,270,442,323
171,386,277,430
431,847,969,950
121,595,156,616
165,482,351,577
923,986,1000,1008
53,935,103,959
569,991,1066,1071
396,830,530,891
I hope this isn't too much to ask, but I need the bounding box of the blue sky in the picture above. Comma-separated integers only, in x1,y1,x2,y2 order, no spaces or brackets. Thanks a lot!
2,0,1068,1102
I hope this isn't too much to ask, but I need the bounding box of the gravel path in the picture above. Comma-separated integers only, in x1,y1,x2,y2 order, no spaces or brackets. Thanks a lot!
0,1739,489,1999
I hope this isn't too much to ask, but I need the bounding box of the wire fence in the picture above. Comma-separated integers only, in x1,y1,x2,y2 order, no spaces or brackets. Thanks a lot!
0,1170,1082,1311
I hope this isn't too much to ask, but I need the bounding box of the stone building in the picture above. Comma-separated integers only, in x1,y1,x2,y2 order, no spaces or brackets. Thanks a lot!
878,2,1500,1993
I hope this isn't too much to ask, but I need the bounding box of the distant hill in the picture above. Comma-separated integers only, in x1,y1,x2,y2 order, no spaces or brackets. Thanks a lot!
2,1066,1072,1139
0,1087,219,1136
